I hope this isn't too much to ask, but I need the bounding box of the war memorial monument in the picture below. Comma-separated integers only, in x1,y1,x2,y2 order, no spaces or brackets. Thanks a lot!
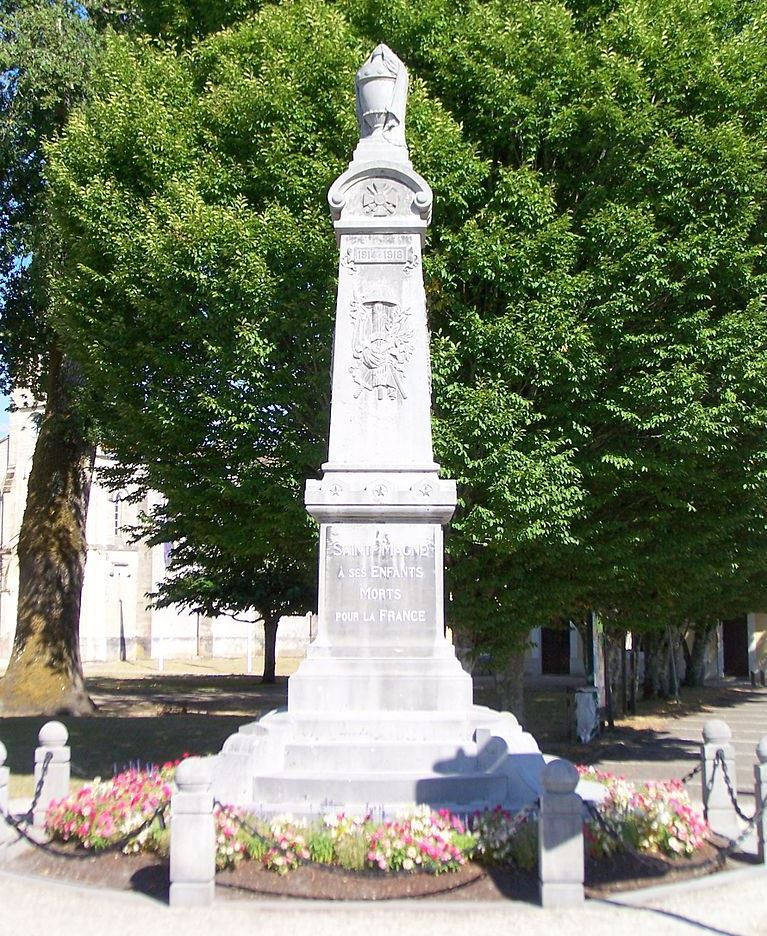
215,45,547,815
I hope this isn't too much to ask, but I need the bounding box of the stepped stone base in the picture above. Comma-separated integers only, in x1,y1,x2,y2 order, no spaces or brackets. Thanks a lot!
213,650,549,817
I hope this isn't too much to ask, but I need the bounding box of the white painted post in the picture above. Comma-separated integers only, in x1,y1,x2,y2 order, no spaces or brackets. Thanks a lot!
246,627,253,675
0,740,9,861
169,757,216,907
538,758,584,908
755,736,767,864
33,721,71,830
702,719,740,841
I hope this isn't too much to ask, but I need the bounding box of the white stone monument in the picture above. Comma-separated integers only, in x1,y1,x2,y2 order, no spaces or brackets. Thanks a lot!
214,45,546,815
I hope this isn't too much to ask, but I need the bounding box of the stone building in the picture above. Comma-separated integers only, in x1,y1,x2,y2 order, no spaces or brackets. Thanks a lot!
0,392,311,667
523,618,767,681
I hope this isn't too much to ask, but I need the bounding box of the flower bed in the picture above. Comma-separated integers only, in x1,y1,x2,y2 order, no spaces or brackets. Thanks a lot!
45,762,175,854
44,761,709,876
577,766,709,858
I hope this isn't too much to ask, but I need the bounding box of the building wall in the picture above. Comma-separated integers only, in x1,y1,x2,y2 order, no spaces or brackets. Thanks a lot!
0,390,43,660
749,613,767,672
0,392,305,666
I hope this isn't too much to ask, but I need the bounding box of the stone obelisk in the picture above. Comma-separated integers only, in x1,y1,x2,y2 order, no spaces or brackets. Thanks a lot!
215,45,544,815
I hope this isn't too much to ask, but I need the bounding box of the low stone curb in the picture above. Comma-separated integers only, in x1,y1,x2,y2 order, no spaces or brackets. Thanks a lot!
600,862,767,906
5,856,759,910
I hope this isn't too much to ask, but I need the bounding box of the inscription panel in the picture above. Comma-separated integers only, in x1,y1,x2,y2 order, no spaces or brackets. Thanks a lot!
323,523,437,646
354,245,408,264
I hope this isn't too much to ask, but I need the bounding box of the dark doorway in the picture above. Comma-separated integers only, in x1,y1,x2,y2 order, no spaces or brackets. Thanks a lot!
541,626,571,675
722,616,749,677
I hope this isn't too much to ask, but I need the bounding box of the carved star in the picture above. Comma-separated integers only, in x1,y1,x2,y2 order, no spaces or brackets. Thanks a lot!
418,483,434,498
329,483,343,497
373,483,389,498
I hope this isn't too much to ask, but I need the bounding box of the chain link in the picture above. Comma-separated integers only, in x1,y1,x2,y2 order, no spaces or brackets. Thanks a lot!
678,762,702,786
584,800,671,869
1,795,169,860
713,750,754,824
18,750,54,825
710,792,767,860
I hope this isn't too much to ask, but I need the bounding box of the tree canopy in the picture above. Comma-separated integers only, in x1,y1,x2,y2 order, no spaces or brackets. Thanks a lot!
40,0,767,678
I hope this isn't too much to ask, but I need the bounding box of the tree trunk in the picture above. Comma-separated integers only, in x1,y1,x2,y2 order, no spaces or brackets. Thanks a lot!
262,613,279,684
642,629,671,699
0,349,96,715
683,621,714,688
493,646,526,724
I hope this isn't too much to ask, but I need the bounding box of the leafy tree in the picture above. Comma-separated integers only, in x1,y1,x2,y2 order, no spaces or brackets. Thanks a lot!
350,0,767,697
44,0,767,711
0,0,265,712
0,0,105,714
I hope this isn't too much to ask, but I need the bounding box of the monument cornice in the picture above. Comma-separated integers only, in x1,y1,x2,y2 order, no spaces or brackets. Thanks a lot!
305,503,456,524
328,160,433,243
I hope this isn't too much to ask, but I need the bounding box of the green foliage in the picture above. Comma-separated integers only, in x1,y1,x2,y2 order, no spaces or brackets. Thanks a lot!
307,828,335,865
0,0,102,391
44,0,767,652
245,833,268,862
332,830,368,871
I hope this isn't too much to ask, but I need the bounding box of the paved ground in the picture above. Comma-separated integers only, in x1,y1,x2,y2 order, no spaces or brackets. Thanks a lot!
592,683,767,814
1,864,765,936
1,668,766,934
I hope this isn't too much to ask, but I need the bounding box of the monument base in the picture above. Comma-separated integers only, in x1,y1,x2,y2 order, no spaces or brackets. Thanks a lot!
213,643,549,817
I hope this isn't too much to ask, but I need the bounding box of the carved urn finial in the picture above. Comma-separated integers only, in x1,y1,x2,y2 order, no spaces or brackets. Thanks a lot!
355,43,408,148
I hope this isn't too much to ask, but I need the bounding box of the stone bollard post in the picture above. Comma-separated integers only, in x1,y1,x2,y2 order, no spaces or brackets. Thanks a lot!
33,721,71,830
755,736,767,864
538,759,584,908
701,719,740,842
170,757,216,907
0,740,9,861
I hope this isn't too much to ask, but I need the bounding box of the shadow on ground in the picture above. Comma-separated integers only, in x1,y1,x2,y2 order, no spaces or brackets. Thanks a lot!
1,674,289,781
1,673,762,784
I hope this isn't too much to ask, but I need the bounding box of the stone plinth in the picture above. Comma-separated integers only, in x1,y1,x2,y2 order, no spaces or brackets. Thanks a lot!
214,44,547,817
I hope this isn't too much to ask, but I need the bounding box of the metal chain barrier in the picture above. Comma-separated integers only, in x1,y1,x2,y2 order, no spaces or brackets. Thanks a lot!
678,762,702,786
1,786,169,861
584,800,671,870
18,750,53,825
714,749,754,823
585,767,767,874
714,795,767,860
